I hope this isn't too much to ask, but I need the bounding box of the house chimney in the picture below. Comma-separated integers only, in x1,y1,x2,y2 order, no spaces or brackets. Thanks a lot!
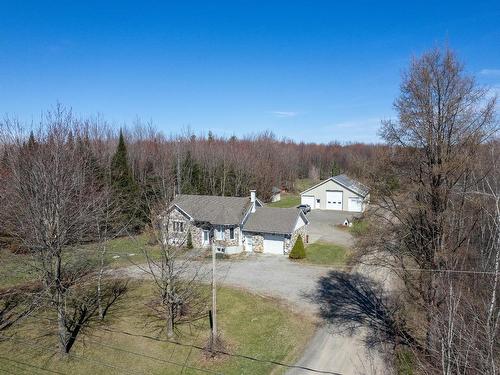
250,190,256,213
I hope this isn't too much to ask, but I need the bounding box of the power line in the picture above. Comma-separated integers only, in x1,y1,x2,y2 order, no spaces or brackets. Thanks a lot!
0,335,144,375
0,356,65,374
97,326,343,375
86,338,222,375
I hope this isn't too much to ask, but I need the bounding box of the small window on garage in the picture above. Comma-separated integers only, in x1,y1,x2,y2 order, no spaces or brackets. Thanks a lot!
229,227,235,240
316,199,320,204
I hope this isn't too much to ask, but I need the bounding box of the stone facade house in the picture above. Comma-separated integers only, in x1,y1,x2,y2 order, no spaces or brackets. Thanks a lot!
164,190,308,255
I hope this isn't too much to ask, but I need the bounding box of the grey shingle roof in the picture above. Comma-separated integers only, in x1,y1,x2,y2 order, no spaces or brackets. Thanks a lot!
243,207,307,235
171,195,251,225
332,174,370,197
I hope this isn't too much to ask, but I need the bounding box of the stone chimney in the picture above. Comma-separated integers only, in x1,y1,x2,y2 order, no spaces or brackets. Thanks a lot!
250,190,256,213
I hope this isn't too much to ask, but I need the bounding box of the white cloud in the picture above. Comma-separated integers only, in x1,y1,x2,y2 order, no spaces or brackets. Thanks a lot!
270,111,299,118
479,69,500,77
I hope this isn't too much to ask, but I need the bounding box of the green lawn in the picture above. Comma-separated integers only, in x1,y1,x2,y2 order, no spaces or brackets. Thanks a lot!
303,242,350,266
82,233,162,268
0,235,161,289
0,282,314,375
267,193,301,208
267,179,319,208
0,249,36,288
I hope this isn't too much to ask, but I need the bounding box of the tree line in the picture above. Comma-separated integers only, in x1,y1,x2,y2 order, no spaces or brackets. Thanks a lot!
354,48,499,374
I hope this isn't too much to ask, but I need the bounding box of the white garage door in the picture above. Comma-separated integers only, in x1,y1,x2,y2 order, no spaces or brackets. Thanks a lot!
326,191,343,210
301,195,315,209
348,197,363,212
263,234,285,254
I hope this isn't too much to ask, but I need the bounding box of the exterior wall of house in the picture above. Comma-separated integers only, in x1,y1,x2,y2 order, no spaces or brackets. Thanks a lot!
165,208,191,246
301,179,366,211
243,224,307,255
284,224,307,254
212,225,243,254
165,207,212,249
244,232,264,253
190,224,206,248
270,192,281,202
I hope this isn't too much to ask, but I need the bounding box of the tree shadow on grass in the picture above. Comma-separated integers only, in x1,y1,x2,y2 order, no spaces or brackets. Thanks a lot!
305,271,417,349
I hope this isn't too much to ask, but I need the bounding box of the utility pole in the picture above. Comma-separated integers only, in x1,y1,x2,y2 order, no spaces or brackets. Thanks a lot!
211,245,217,351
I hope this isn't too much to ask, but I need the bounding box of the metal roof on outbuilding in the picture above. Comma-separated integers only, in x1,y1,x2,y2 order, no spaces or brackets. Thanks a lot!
300,174,369,198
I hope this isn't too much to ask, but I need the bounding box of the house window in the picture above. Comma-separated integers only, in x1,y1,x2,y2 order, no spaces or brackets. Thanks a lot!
173,221,184,233
215,226,225,240
216,247,226,253
229,227,235,240
316,199,320,204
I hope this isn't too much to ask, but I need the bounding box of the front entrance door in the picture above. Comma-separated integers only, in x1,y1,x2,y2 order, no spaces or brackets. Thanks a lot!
326,191,343,210
245,235,253,252
202,230,210,246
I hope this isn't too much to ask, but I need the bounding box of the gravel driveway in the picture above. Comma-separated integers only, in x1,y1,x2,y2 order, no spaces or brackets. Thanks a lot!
118,211,388,375
305,210,358,247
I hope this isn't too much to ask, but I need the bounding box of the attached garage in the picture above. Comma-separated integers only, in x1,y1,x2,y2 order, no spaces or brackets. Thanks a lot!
242,207,309,255
263,234,285,254
299,174,370,212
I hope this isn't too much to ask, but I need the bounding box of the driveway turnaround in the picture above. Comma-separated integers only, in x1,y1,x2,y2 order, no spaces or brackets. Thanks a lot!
119,211,388,374
305,210,357,247
120,254,388,375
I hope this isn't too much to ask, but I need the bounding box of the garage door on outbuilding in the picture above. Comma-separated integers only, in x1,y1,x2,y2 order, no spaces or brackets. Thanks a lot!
301,195,315,209
348,197,363,212
300,174,370,212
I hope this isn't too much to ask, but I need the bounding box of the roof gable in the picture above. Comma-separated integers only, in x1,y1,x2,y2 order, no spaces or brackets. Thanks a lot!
300,174,369,197
170,194,252,225
243,207,306,235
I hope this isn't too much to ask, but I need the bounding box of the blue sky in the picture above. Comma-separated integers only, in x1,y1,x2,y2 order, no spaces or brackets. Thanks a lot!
1,1,499,143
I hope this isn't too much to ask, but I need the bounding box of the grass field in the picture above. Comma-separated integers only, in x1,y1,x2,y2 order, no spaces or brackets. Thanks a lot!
0,249,36,287
268,178,319,208
0,234,161,288
82,233,162,268
267,193,301,208
0,282,314,375
303,241,350,266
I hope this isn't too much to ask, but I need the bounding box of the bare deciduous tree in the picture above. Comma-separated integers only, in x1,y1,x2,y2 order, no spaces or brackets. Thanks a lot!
138,200,209,340
0,106,128,355
357,48,499,373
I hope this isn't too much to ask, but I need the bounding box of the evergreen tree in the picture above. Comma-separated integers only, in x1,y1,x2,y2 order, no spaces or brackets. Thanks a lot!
181,151,202,194
331,161,341,177
186,231,193,249
26,131,37,150
110,130,143,232
207,131,214,141
289,235,306,259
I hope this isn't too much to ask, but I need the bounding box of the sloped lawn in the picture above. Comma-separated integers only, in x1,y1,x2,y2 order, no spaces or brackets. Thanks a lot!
0,282,314,375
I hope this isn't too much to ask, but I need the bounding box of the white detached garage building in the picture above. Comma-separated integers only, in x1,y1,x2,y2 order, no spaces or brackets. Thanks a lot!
300,174,369,212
